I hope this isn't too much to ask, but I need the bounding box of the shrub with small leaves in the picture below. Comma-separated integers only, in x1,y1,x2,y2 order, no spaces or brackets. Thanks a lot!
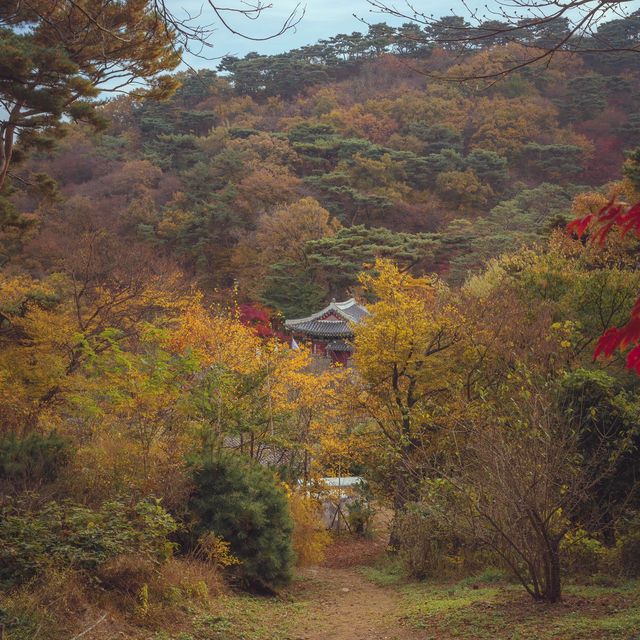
0,497,176,585
560,528,605,577
395,504,483,579
346,481,375,536
615,518,640,578
194,531,241,569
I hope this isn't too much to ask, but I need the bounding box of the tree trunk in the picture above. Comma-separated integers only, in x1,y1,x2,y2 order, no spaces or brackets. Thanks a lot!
0,114,18,192
601,511,617,548
388,464,410,550
544,538,562,603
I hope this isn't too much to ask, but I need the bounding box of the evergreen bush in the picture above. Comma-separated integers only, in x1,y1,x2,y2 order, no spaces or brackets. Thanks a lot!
0,432,74,487
187,451,294,590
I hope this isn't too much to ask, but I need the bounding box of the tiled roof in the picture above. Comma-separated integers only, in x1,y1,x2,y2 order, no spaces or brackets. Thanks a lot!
223,437,296,466
338,302,368,323
285,298,368,336
326,339,353,352
287,319,353,338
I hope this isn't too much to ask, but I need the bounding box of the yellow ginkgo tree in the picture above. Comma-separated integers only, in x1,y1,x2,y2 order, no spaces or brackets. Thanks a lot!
349,259,467,545
168,296,337,479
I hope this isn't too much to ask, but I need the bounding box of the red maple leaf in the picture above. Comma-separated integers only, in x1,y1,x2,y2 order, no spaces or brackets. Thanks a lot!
618,202,640,239
626,345,640,375
568,198,640,373
566,212,595,238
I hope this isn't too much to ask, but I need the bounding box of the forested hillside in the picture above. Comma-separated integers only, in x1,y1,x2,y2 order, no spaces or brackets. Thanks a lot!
4,13,640,316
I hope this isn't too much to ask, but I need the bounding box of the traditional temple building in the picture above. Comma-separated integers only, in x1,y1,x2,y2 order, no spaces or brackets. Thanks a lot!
284,298,368,366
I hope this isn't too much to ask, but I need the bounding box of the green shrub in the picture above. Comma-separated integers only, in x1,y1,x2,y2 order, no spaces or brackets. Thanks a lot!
187,451,294,590
0,607,42,640
560,529,605,578
458,567,506,586
616,527,640,578
346,481,375,536
395,507,445,578
0,432,74,486
0,497,176,585
395,505,485,580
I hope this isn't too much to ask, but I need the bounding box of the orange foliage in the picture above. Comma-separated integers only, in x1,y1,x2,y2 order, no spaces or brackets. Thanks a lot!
470,96,557,156
322,104,400,144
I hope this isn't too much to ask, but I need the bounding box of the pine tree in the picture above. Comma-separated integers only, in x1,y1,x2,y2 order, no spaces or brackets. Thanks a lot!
188,451,295,590
0,0,181,210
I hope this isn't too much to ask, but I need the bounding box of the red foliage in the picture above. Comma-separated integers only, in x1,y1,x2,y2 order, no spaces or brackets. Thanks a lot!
239,303,288,342
568,199,640,245
568,199,640,372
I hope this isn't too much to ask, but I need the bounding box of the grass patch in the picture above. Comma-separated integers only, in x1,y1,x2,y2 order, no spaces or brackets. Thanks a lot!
400,583,503,632
361,558,407,586
0,559,313,640
203,590,310,640
397,580,640,640
457,567,506,587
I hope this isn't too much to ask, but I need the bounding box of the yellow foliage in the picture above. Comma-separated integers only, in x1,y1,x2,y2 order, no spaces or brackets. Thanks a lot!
250,196,341,268
344,258,467,487
226,132,299,168
195,531,241,568
168,295,260,372
354,259,464,402
470,96,557,157
435,168,493,210
571,191,609,219
212,94,256,122
287,486,331,566
384,90,468,130
0,265,340,510
342,152,407,192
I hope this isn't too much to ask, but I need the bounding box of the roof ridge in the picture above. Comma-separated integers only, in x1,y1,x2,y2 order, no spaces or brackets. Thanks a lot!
285,297,366,327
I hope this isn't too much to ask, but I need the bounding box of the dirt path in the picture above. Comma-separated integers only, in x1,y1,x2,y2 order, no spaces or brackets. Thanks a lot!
291,565,418,640
282,534,426,640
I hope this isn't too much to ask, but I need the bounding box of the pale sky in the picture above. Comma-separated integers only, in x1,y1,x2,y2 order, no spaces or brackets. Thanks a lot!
173,0,467,68
171,0,640,71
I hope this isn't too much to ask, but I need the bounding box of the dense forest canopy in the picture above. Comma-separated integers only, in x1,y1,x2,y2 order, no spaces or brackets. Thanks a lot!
365,0,640,78
3,11,640,309
3,9,640,635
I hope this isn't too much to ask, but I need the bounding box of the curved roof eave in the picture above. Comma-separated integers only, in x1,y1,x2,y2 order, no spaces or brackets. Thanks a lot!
285,297,368,329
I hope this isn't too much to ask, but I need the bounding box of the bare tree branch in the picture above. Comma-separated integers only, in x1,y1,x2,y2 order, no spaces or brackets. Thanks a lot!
361,0,639,80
